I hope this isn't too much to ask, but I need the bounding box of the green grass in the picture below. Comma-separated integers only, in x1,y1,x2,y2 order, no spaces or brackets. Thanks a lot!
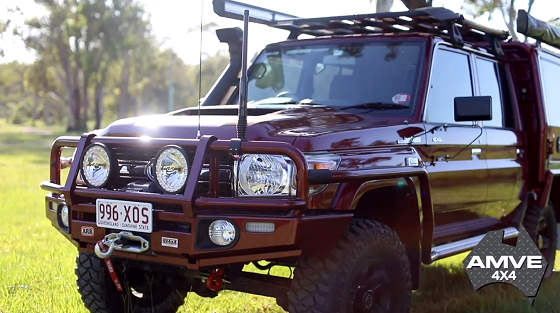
1,122,560,313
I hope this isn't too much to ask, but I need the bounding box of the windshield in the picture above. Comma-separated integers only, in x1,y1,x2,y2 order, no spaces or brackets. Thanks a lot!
232,39,425,115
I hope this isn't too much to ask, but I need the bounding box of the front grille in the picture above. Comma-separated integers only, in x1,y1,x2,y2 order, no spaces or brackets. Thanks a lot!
108,145,234,197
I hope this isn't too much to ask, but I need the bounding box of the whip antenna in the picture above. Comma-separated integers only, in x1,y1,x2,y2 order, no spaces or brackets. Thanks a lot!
196,0,204,139
237,9,249,141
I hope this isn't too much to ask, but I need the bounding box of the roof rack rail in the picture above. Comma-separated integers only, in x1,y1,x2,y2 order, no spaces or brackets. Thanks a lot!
517,9,560,50
212,0,510,56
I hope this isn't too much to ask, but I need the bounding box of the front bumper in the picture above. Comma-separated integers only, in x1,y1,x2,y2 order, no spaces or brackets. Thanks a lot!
44,192,353,269
41,134,354,269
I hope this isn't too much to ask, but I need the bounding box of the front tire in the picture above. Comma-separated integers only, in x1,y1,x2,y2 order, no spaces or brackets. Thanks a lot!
287,219,412,313
76,253,188,313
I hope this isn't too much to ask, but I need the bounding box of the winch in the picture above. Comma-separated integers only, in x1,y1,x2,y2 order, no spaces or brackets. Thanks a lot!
94,231,150,259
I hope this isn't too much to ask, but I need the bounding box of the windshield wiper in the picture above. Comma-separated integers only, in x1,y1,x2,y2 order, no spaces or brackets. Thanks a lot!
250,99,323,106
339,102,410,111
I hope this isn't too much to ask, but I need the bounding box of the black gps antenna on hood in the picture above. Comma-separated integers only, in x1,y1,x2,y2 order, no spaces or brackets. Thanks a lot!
237,9,249,142
228,9,249,156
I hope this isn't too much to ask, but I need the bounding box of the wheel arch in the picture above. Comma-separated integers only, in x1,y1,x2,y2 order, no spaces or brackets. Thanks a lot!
350,178,424,290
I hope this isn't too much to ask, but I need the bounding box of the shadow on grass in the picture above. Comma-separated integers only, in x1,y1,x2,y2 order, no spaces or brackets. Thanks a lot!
412,263,560,313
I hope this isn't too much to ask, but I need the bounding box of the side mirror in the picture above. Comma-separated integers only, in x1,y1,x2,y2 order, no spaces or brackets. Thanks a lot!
454,96,492,122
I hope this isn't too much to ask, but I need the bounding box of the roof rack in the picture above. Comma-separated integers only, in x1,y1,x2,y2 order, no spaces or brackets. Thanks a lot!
212,0,510,56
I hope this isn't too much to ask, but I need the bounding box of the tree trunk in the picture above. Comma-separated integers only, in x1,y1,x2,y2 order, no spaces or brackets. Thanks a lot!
375,0,394,12
118,50,132,119
499,0,520,41
55,37,77,131
73,84,83,130
73,35,87,131
94,68,108,130
94,85,104,129
83,75,90,130
401,0,432,10
507,0,520,41
31,94,39,126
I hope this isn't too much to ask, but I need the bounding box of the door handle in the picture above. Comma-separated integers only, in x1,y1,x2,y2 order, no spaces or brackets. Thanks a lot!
471,148,482,155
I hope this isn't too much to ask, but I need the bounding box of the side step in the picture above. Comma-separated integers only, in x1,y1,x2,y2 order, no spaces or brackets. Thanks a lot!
430,227,519,262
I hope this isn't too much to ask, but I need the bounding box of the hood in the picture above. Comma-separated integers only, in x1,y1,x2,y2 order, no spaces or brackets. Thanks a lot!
96,105,420,152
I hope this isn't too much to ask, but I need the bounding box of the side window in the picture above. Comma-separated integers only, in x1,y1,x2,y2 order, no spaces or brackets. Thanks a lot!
475,58,504,128
426,49,473,124
540,57,560,127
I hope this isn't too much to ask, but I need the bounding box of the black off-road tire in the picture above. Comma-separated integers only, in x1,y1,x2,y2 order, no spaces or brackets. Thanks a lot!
76,253,187,313
287,219,412,313
523,203,557,279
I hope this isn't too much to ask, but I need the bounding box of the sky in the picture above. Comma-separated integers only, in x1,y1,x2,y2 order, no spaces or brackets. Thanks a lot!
1,0,559,65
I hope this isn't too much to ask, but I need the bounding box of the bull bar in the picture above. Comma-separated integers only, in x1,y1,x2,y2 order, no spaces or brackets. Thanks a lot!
41,133,435,269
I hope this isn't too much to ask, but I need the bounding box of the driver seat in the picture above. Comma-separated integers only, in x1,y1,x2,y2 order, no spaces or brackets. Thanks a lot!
329,75,361,103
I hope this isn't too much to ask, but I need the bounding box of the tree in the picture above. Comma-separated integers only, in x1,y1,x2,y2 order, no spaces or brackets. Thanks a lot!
371,0,395,12
462,0,537,41
9,0,153,131
0,19,8,57
400,0,432,9
368,0,432,13
0,0,231,129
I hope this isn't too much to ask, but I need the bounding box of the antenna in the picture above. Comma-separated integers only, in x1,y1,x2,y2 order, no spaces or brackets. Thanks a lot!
236,9,249,141
196,0,204,139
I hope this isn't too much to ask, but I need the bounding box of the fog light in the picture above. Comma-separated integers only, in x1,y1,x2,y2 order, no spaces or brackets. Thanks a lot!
245,222,275,233
208,220,236,246
60,205,69,228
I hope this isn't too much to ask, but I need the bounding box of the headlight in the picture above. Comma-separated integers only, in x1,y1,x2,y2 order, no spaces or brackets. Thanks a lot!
80,143,113,188
208,220,237,246
235,153,340,197
237,154,292,196
153,145,189,194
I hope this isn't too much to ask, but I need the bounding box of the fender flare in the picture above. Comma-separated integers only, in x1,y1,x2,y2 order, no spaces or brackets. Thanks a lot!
324,167,434,264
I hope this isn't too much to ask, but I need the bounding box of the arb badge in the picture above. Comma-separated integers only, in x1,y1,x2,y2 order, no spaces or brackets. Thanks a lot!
463,226,548,304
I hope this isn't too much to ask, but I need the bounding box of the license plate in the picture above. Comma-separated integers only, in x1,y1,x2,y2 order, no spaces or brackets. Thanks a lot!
96,199,153,233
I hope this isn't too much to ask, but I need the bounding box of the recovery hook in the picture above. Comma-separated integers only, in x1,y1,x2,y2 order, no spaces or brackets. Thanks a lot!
206,268,226,292
95,239,124,292
93,231,150,292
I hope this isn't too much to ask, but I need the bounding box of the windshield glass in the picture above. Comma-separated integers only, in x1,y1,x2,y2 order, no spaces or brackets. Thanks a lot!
232,39,425,115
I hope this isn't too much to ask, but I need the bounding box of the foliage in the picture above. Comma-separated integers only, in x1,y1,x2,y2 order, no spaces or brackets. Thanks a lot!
462,0,536,41
370,0,432,12
0,0,229,132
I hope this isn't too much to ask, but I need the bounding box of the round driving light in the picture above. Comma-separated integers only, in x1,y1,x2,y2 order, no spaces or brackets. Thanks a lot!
238,154,288,196
60,205,69,228
208,220,236,246
153,145,189,194
80,143,112,188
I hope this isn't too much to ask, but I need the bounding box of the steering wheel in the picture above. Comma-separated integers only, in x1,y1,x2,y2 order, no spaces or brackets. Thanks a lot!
276,91,299,99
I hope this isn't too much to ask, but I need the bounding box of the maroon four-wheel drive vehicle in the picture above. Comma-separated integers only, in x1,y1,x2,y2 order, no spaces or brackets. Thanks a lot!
41,1,560,312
